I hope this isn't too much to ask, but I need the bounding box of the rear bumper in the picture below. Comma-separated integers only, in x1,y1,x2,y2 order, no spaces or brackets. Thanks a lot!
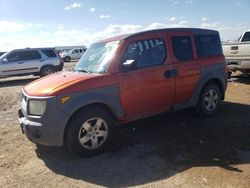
55,61,64,71
227,60,250,71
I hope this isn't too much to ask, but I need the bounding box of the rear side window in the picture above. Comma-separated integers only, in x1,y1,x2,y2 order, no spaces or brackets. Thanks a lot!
195,34,222,57
171,36,193,61
42,49,57,57
241,32,250,42
123,38,166,69
20,50,41,61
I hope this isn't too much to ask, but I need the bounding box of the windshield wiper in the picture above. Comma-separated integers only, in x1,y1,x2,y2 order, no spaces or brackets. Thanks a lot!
75,68,91,74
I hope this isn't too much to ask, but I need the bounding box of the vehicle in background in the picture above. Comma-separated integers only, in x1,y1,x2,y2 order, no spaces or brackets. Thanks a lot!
19,28,227,157
60,47,87,62
55,45,86,53
222,30,250,76
0,52,6,57
0,48,64,78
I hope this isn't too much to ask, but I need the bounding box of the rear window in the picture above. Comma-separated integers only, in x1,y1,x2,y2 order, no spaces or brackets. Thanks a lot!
195,34,222,57
241,32,250,42
41,49,57,57
171,36,193,61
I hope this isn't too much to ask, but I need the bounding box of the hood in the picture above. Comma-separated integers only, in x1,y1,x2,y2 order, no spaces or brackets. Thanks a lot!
24,71,100,96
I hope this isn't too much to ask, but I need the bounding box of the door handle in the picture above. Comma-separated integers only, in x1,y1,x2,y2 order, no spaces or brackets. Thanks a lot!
18,61,24,64
164,69,178,78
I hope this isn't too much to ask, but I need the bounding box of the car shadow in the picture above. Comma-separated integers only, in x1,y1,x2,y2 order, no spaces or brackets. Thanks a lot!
36,101,250,187
0,77,38,88
229,73,250,85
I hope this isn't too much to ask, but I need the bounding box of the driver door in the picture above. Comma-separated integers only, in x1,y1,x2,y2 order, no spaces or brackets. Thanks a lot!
118,34,175,121
0,51,25,76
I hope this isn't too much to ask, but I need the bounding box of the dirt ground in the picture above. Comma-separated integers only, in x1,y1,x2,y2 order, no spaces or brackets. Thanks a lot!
0,63,250,188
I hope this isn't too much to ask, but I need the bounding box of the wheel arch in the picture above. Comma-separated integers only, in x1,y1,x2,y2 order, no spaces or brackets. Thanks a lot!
199,78,225,101
63,102,117,145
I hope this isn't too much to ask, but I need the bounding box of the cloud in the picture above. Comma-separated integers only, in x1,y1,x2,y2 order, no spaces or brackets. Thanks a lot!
169,17,176,22
201,17,208,22
1,20,250,51
185,0,193,4
100,15,111,19
169,0,179,4
90,8,96,13
0,20,42,33
64,2,81,10
179,20,189,25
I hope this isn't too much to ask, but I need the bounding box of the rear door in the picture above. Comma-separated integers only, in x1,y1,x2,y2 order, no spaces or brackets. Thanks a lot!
168,32,200,104
18,50,42,74
119,33,175,121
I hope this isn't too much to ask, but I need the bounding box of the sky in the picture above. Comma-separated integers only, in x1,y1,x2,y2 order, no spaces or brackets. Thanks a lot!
0,0,250,51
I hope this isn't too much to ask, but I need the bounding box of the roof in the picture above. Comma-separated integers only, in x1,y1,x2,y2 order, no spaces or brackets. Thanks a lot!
99,27,219,43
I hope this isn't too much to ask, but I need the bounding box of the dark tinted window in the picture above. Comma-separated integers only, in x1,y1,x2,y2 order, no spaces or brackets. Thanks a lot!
171,36,193,61
20,50,41,61
7,51,21,62
79,49,83,53
123,39,166,69
42,49,57,57
195,34,222,57
241,32,250,42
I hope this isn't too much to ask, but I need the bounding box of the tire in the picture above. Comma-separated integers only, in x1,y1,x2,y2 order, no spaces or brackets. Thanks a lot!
195,84,222,117
64,56,71,62
65,107,114,157
40,66,55,77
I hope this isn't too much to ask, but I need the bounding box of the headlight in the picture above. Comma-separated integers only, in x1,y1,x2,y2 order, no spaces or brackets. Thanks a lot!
29,100,47,116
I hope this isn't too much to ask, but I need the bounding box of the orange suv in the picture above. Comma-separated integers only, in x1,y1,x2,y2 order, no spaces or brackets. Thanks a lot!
18,28,228,156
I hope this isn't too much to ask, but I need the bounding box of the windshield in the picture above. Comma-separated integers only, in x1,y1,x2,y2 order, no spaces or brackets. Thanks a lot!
74,40,120,74
0,52,6,58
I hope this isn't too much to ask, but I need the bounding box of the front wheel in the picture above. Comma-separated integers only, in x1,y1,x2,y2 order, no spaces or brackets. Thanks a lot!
65,107,114,157
195,84,222,116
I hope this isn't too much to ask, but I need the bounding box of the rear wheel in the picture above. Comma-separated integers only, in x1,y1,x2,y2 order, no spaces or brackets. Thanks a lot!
195,84,222,116
40,66,55,77
65,107,114,157
64,56,71,62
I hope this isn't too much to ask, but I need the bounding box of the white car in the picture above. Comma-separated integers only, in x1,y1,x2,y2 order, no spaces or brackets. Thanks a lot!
222,30,250,76
0,48,64,78
60,48,86,62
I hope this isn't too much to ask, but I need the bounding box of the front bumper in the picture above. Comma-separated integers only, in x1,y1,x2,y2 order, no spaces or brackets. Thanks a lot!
18,91,70,146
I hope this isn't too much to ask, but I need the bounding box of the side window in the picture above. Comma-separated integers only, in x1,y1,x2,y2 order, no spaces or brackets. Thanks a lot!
171,36,193,61
195,35,222,57
79,49,83,53
41,50,57,57
6,52,21,62
123,38,166,69
241,32,250,42
73,49,78,53
20,50,41,61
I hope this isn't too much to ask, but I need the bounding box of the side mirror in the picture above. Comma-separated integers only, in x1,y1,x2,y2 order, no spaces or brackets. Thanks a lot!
122,59,137,71
2,58,8,63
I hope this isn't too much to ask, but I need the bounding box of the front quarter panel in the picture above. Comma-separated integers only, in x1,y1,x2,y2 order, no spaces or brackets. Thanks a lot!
57,84,125,121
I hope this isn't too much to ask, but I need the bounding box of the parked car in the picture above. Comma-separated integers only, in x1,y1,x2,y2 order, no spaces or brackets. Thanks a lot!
60,47,87,62
0,48,64,78
222,30,250,76
18,28,227,156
